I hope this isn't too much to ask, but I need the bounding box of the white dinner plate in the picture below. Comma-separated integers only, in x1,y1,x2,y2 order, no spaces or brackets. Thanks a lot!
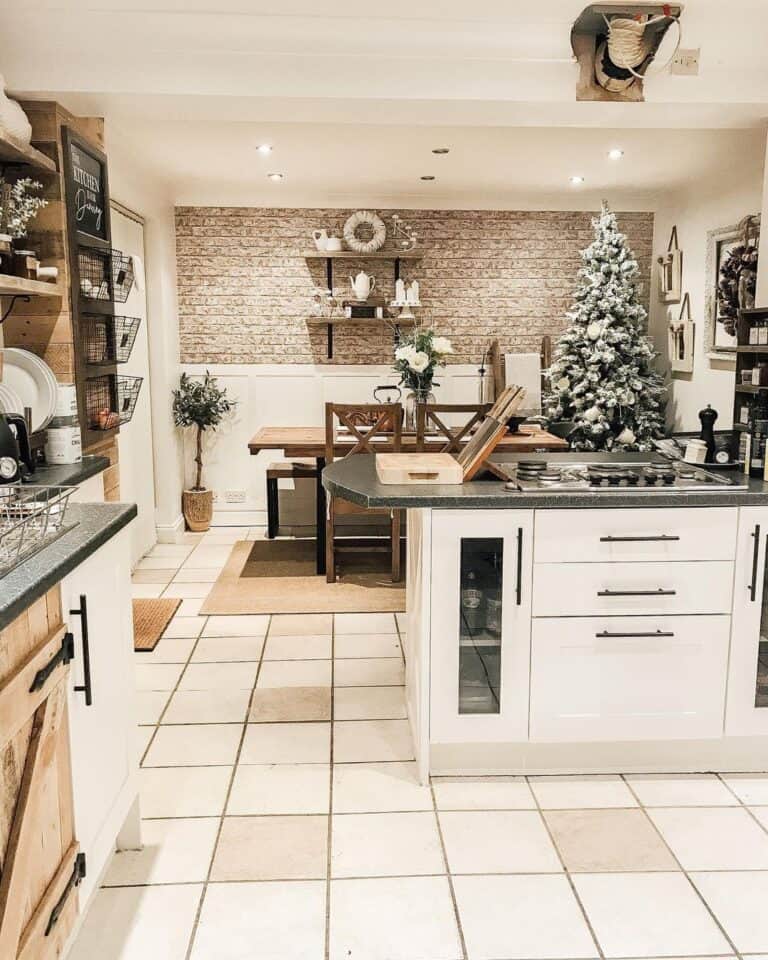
1,348,57,432
0,384,24,416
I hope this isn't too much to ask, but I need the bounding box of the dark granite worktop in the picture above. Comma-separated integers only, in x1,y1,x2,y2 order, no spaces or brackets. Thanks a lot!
0,501,136,630
323,453,768,510
27,455,110,488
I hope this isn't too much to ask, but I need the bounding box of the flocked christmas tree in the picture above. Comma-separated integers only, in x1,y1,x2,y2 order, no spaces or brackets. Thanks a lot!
544,201,666,451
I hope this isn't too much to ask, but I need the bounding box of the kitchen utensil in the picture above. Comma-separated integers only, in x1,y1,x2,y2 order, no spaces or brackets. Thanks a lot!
0,415,32,483
0,348,57,432
373,385,402,405
699,404,718,462
376,453,463,485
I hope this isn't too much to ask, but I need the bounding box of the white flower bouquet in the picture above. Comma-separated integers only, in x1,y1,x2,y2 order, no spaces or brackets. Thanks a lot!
393,328,453,395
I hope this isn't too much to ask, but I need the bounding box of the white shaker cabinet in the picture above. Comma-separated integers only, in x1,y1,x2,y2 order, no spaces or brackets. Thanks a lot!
63,526,139,906
429,509,533,743
727,506,768,736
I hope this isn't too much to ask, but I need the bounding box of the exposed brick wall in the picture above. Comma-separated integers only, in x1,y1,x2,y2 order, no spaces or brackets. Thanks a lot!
175,207,654,365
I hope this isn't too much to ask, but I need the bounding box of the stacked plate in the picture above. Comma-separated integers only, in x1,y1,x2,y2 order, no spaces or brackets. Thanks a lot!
0,348,58,432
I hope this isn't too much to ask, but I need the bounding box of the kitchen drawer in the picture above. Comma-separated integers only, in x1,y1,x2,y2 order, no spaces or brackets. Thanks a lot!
530,615,730,742
534,507,737,564
532,560,733,617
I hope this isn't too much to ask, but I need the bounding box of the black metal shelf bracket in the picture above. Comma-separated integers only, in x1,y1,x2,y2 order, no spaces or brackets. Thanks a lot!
1,294,31,324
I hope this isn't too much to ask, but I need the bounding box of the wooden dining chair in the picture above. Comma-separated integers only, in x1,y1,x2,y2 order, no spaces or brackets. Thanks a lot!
415,403,492,453
325,402,403,584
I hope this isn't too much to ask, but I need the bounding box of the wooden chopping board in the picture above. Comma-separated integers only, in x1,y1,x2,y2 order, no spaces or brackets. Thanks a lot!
376,453,463,485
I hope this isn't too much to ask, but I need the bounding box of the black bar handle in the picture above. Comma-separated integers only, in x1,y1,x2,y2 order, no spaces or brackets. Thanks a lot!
29,633,75,693
70,594,93,706
749,524,761,602
45,852,86,936
596,629,675,638
597,588,677,597
600,534,680,543
516,527,523,606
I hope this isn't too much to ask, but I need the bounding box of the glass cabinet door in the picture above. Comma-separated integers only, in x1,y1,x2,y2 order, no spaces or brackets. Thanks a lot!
459,538,503,714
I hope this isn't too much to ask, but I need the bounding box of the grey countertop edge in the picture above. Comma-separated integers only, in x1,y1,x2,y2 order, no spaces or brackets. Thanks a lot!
30,455,110,488
323,455,768,510
0,502,137,631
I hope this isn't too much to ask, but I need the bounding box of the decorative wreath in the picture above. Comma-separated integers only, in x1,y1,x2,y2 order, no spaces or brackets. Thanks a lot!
718,215,759,337
343,210,386,254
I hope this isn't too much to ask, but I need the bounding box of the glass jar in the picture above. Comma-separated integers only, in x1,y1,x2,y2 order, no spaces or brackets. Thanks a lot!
0,233,12,274
11,249,39,280
45,384,82,465
404,385,435,433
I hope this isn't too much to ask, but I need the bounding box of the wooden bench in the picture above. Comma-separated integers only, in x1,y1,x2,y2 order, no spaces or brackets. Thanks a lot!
266,460,318,538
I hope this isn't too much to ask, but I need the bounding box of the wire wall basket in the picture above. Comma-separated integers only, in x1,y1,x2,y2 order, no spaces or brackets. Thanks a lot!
83,314,141,364
86,374,143,431
78,246,135,303
0,485,74,576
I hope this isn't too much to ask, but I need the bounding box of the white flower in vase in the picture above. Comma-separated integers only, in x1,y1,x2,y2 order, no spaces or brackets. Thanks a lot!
408,351,430,373
431,336,453,356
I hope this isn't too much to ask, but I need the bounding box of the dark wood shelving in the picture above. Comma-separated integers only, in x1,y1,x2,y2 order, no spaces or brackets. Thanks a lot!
735,384,765,394
737,345,768,353
0,131,57,174
303,250,421,260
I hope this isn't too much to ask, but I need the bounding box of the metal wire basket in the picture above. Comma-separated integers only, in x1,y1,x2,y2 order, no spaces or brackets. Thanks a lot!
0,485,74,576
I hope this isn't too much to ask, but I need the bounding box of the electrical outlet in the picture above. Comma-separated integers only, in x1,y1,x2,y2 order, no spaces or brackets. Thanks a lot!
671,48,700,76
224,489,247,504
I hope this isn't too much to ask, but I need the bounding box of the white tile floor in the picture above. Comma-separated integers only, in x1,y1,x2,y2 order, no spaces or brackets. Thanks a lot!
70,528,768,960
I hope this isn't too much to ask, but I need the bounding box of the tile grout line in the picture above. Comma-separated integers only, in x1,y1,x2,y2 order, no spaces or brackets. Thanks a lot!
183,612,272,960
324,615,337,960
715,771,768,839
529,781,607,960
429,781,469,960
620,774,743,960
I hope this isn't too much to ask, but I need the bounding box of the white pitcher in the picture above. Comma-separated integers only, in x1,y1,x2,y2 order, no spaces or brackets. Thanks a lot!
312,229,328,251
349,270,376,301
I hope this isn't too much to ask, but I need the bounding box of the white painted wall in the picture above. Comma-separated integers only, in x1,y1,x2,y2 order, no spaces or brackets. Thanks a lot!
648,134,766,432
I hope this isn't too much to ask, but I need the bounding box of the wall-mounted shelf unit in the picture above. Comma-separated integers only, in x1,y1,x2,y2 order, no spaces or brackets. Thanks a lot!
0,130,57,174
731,307,768,462
0,275,63,298
304,249,422,359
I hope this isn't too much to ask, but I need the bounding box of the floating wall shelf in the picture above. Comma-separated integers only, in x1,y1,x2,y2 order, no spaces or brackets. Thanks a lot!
0,131,57,174
0,274,63,298
304,250,422,359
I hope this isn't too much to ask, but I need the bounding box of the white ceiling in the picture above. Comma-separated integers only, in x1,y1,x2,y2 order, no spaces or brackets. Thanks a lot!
1,0,767,205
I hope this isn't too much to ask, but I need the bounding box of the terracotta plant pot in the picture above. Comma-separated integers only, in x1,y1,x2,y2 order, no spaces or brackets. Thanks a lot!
182,489,213,532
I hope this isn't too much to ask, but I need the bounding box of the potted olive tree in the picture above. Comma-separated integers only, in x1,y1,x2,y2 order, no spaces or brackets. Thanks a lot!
172,371,234,532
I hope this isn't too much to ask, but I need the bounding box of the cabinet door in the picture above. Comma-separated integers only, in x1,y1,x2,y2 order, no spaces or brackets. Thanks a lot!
726,506,768,736
430,510,533,743
64,528,136,905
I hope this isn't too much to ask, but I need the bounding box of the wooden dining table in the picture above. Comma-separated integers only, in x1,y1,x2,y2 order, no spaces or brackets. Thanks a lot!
248,425,568,575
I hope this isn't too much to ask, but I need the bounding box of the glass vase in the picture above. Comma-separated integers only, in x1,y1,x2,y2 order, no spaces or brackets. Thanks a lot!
404,386,435,433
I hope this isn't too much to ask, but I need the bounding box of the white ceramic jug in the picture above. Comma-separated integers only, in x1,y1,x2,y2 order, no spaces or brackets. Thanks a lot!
312,229,328,251
349,270,376,301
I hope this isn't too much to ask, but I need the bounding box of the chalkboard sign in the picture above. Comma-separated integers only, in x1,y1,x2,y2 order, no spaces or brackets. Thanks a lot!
65,134,108,241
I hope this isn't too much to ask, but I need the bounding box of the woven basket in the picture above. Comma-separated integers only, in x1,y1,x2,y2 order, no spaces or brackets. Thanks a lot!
182,489,214,532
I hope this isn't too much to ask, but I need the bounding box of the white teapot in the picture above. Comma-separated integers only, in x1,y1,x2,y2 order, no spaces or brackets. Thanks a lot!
349,270,376,301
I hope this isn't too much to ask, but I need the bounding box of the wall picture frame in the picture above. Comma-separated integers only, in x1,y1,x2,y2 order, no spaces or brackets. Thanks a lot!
705,215,761,360
657,226,682,303
668,292,694,375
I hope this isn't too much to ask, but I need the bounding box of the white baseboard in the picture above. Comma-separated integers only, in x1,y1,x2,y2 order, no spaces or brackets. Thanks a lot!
155,513,185,543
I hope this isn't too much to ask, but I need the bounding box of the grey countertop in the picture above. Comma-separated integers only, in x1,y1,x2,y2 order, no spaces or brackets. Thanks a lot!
323,453,768,510
27,455,110,488
0,501,136,631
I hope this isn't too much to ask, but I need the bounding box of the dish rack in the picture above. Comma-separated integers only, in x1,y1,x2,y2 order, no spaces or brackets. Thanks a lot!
0,485,74,576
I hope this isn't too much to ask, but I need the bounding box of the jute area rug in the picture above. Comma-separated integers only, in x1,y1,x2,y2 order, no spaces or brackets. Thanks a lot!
201,539,406,615
133,598,181,651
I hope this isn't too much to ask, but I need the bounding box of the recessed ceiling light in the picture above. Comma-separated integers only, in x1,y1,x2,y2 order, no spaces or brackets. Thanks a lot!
569,175,585,185
421,175,436,181
267,172,284,182
432,147,450,155
607,148,624,160
256,143,273,155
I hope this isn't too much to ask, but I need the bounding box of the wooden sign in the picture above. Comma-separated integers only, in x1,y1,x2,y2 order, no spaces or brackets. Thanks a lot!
63,128,108,241
658,225,682,304
668,292,695,374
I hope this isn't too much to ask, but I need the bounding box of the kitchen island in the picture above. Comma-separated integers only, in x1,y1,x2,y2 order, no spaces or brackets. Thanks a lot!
324,453,768,781
0,497,137,960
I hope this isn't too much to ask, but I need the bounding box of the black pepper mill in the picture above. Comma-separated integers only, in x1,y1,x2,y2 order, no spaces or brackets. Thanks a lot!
699,404,718,463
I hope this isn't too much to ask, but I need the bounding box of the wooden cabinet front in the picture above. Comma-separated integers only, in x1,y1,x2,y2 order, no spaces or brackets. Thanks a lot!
0,588,81,960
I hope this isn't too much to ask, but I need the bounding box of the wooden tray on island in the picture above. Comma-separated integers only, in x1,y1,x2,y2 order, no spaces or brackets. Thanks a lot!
376,453,463,485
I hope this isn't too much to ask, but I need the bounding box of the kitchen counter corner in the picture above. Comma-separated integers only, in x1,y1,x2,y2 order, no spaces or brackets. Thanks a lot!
0,501,137,630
